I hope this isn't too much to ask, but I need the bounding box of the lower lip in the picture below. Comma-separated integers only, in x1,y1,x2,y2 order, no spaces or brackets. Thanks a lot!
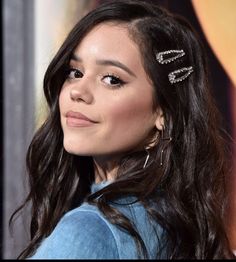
66,117,96,127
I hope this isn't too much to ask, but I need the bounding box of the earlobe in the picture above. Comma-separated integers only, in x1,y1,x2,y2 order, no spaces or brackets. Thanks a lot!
155,109,164,130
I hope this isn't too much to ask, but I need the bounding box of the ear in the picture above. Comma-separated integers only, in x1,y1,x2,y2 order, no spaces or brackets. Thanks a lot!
155,108,164,130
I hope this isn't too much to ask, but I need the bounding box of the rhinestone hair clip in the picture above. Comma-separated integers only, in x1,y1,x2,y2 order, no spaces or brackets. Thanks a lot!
156,49,194,84
156,49,185,64
168,66,194,84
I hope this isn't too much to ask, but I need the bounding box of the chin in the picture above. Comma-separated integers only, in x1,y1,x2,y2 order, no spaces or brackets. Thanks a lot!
62,139,93,156
64,144,86,156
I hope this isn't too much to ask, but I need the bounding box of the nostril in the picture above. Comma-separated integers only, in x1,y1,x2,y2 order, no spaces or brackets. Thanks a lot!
69,88,93,104
70,89,81,101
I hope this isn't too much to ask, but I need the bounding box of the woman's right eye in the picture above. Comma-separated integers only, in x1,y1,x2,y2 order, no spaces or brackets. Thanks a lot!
66,68,83,79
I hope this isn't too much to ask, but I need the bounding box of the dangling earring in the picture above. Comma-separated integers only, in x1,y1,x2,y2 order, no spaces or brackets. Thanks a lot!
143,129,160,169
159,125,172,167
159,148,164,167
143,150,150,169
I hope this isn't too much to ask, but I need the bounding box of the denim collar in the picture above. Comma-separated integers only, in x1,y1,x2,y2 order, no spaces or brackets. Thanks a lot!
90,180,139,206
91,180,113,194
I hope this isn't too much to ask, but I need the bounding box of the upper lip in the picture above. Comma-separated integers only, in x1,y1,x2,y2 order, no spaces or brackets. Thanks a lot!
66,111,97,123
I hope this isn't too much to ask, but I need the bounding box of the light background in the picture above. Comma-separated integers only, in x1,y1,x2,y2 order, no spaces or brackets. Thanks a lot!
2,0,236,258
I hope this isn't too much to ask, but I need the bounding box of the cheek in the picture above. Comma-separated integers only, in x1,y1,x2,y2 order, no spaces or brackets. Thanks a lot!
104,95,155,143
59,87,67,112
110,102,140,124
108,93,153,123
58,87,70,134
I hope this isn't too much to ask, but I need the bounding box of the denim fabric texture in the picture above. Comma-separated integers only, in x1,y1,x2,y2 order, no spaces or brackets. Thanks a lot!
29,181,165,259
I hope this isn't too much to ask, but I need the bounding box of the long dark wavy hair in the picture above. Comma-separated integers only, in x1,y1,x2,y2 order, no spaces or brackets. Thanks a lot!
10,0,235,259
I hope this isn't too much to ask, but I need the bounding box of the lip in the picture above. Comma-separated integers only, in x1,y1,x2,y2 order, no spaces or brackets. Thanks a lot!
65,111,98,127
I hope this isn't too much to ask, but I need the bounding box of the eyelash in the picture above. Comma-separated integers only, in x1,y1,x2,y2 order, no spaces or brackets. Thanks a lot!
101,73,126,87
66,68,83,79
65,67,127,88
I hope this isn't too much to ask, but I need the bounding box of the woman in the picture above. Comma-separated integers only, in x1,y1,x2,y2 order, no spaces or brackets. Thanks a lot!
11,0,235,259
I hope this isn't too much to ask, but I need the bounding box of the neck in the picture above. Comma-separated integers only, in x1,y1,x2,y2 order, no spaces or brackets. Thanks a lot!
93,155,121,184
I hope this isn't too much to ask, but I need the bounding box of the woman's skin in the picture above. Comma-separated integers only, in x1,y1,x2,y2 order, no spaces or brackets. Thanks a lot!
59,22,164,183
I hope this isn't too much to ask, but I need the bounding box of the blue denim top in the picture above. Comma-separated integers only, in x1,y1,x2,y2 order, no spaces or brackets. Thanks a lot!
29,180,166,259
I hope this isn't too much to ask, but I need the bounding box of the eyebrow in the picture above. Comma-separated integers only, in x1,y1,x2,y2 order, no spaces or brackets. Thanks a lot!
71,54,136,77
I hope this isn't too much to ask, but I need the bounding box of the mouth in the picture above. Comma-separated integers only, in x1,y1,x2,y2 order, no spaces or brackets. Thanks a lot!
65,111,98,127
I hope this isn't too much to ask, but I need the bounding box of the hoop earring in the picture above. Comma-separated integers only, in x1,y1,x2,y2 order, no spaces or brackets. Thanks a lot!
143,150,150,169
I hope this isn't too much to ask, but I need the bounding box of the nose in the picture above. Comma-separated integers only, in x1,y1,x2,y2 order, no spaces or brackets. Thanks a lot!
69,81,94,104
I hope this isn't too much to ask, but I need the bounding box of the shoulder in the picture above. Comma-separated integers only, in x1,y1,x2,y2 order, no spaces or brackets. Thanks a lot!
29,203,119,259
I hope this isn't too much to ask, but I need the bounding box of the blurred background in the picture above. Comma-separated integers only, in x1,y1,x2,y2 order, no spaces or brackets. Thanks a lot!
1,0,236,259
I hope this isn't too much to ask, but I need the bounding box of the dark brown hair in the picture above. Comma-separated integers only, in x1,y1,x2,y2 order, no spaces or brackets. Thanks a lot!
10,0,235,259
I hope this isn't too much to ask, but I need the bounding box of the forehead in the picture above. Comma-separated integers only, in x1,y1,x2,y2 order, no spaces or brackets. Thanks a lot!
76,22,136,51
73,22,144,70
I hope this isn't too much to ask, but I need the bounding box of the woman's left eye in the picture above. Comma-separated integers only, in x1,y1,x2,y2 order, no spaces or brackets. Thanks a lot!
102,74,126,87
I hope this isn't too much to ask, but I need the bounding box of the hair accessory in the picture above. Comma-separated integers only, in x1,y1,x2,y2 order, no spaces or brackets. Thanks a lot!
156,49,185,64
168,66,194,84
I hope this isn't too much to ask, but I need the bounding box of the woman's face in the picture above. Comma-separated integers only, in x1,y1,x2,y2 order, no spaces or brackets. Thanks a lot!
59,23,162,159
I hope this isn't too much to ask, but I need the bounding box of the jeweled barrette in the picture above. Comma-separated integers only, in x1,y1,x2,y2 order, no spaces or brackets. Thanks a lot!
156,49,185,64
168,66,194,84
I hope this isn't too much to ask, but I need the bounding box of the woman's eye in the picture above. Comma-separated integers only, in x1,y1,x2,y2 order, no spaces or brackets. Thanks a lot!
66,68,83,79
102,74,126,87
